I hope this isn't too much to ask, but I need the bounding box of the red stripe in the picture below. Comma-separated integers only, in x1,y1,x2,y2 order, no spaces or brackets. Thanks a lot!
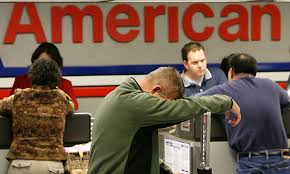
0,82,287,99
0,86,117,99
277,82,287,89
73,86,117,97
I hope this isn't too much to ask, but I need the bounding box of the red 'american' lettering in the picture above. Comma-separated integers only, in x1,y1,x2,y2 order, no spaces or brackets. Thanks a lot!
3,3,281,44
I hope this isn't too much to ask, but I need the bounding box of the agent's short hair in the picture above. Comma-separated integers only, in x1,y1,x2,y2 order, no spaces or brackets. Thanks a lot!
31,42,64,69
29,59,61,89
181,42,205,61
147,67,184,99
228,53,257,76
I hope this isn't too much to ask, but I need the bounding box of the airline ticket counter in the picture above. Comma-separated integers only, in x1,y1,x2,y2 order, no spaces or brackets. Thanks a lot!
0,109,289,174
0,113,92,174
159,107,290,174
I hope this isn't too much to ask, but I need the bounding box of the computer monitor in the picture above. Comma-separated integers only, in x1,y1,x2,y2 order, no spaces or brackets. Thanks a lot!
0,113,92,149
174,114,227,141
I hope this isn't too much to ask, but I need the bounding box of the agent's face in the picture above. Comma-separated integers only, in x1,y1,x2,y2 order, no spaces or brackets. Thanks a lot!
183,49,207,80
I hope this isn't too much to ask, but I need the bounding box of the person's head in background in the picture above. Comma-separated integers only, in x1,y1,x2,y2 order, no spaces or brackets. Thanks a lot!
31,42,63,69
139,67,184,100
220,53,237,78
29,58,61,89
181,42,207,81
227,53,257,81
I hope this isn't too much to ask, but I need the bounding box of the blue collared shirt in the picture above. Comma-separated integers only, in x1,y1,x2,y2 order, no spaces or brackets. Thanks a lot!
182,67,227,97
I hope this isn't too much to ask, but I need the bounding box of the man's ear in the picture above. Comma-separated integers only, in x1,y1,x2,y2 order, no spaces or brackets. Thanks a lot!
228,68,235,80
183,60,188,70
151,85,161,94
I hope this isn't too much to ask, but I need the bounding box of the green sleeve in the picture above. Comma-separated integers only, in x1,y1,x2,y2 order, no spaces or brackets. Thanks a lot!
129,92,232,127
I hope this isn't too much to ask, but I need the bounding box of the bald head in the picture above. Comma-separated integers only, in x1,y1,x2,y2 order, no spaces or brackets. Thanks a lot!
228,53,257,76
144,67,184,99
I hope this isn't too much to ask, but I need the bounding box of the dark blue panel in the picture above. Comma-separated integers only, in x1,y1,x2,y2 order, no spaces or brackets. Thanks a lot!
1,57,290,77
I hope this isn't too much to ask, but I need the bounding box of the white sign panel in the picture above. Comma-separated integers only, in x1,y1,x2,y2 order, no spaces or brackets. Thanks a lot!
0,2,290,68
164,138,191,174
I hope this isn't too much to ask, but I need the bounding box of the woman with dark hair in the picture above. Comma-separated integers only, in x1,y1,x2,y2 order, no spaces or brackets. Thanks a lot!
10,42,79,110
219,53,237,78
0,59,75,174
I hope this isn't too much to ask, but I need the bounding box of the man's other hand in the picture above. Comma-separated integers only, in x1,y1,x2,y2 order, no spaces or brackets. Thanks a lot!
225,99,241,127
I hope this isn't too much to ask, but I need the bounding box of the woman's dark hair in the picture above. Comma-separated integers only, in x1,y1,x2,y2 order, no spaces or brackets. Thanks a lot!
31,42,63,69
220,53,238,78
29,59,61,89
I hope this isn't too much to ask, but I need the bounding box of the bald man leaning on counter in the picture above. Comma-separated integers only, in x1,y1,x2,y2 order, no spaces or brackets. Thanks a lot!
88,67,241,174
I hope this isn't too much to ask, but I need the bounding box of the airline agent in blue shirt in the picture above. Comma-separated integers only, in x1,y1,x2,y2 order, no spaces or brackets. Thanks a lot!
181,42,227,97
175,42,227,136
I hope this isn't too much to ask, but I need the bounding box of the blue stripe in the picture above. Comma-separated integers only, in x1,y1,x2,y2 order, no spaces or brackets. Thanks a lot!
1,63,290,77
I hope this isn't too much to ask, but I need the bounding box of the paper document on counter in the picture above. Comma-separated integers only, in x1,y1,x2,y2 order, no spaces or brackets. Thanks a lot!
164,138,191,174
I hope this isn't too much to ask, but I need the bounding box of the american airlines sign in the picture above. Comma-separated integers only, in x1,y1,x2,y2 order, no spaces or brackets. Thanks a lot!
3,3,281,44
